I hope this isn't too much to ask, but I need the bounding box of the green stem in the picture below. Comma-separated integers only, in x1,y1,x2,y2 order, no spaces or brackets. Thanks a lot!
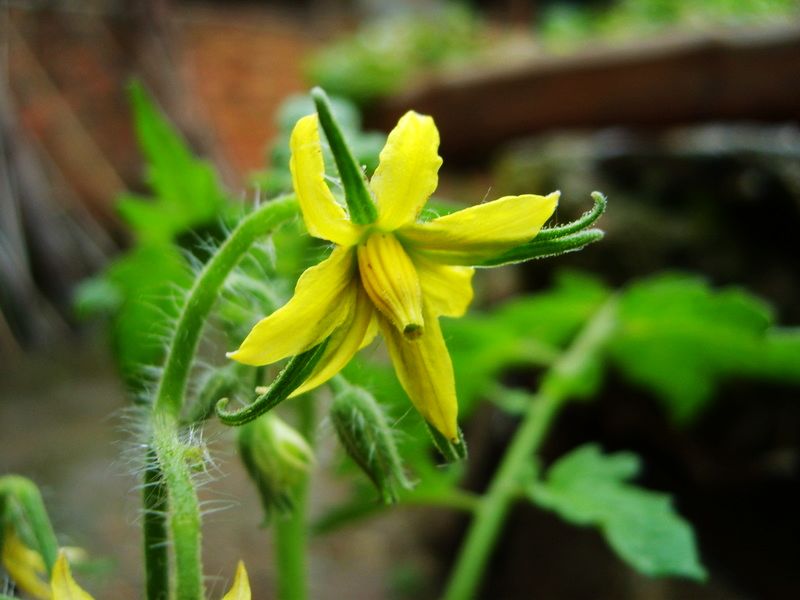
143,196,299,600
274,395,314,600
153,416,204,600
442,298,618,600
153,195,298,419
142,452,169,600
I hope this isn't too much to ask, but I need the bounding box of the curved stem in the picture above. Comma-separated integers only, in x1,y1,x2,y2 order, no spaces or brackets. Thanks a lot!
442,298,618,600
153,416,203,600
274,394,314,600
153,196,298,420
142,452,169,600
143,196,299,600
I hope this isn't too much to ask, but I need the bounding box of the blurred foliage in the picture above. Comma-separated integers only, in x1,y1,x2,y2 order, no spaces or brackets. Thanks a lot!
540,0,800,51
306,0,798,104
442,271,800,424
530,444,706,580
116,83,228,244
325,270,800,580
75,82,231,390
611,274,800,422
306,4,484,104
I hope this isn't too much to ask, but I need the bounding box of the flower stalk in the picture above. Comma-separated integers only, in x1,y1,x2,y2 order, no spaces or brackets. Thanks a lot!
143,195,299,600
442,297,618,600
273,395,315,600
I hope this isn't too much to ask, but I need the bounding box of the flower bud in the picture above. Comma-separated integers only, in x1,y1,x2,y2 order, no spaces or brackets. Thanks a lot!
237,413,314,519
330,380,411,504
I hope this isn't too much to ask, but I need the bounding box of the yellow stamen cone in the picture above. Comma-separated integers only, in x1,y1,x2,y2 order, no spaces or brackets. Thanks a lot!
357,233,424,339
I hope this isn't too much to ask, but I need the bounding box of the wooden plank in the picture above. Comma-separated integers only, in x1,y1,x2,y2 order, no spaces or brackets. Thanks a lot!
373,25,800,160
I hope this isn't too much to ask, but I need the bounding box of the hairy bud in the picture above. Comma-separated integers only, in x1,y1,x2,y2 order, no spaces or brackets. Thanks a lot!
330,379,411,504
237,413,314,519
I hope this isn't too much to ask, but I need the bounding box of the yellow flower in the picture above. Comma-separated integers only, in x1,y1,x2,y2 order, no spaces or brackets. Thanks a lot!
228,110,558,441
221,561,251,600
2,527,51,600
51,551,93,600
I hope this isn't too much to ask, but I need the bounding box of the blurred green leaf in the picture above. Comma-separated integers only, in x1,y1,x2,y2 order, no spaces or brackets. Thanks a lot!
446,271,611,413
611,274,800,422
531,444,706,581
121,82,227,243
102,245,192,387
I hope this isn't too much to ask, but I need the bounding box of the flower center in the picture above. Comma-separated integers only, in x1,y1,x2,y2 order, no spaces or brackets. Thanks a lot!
357,232,424,340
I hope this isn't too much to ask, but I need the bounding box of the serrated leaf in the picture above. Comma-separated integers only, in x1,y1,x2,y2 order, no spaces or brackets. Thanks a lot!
611,274,800,422
124,82,227,242
531,444,706,581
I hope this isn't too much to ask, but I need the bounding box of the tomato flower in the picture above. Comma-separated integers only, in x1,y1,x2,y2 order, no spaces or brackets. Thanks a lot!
228,107,557,441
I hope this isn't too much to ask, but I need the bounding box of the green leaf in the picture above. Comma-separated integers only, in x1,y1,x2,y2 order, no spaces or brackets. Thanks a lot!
611,274,800,422
531,444,706,581
103,245,193,388
445,271,611,412
122,82,227,243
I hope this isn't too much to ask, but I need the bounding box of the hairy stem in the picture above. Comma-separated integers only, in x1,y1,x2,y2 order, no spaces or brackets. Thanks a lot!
274,395,314,600
144,196,299,600
153,196,299,420
442,298,618,600
153,416,203,600
142,452,169,600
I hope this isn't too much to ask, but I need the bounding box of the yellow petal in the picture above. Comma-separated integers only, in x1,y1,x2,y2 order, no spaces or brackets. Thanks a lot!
290,285,377,397
357,233,424,339
51,552,94,600
2,528,51,600
412,252,475,318
221,561,251,600
399,192,559,265
371,111,443,231
228,247,356,366
290,115,359,245
379,308,458,441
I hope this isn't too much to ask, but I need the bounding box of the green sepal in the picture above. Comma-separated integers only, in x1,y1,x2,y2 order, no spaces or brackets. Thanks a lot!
536,191,607,241
329,378,412,504
482,229,604,267
238,413,314,521
215,338,330,426
426,422,468,463
0,475,59,574
311,87,378,225
479,192,607,267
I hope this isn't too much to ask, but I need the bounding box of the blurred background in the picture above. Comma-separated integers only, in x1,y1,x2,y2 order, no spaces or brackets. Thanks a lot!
1,0,799,598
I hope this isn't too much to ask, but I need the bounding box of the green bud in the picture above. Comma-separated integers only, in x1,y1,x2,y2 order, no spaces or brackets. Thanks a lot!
237,413,314,520
330,379,411,504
